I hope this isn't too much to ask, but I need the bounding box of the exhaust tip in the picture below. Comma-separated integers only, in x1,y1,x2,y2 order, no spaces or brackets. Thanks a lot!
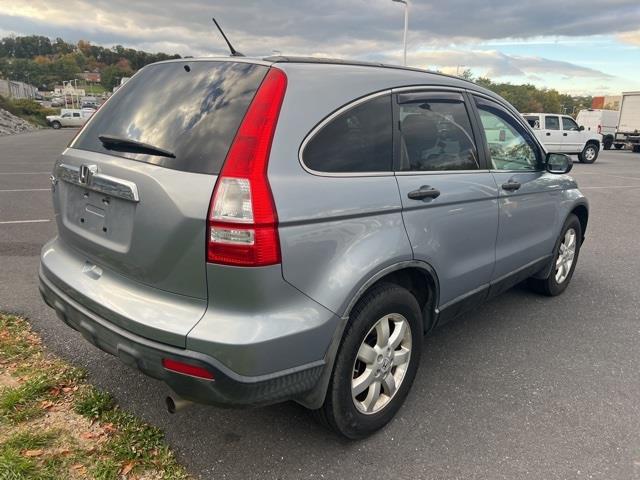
165,396,177,414
165,395,193,414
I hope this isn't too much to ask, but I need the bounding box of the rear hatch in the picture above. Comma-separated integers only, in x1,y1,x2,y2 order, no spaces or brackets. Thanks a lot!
50,60,269,343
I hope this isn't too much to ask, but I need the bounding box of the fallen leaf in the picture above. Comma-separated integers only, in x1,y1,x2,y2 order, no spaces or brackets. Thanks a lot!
40,400,55,409
120,461,136,476
24,449,44,457
103,423,117,433
81,432,97,440
71,463,87,475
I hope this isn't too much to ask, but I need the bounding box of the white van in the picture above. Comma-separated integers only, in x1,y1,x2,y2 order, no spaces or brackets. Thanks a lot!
575,109,619,150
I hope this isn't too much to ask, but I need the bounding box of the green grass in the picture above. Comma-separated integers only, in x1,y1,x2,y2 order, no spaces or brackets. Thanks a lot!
0,96,56,127
0,313,189,479
74,387,189,479
0,431,60,480
73,388,115,419
3,430,58,451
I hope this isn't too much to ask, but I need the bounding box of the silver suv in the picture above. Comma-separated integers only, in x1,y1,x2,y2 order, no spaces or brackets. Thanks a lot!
40,57,588,438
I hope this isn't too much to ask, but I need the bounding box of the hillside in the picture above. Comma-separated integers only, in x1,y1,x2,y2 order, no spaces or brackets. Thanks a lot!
0,35,592,115
0,35,181,91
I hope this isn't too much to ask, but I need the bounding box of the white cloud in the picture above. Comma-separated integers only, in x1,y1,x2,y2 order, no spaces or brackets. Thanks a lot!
0,0,638,94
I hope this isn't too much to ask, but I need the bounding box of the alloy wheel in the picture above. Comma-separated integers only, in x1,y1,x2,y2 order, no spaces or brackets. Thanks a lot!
351,313,412,415
584,146,596,162
555,228,577,284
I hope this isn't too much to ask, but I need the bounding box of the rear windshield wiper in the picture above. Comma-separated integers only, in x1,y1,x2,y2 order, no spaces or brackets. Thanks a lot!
98,134,176,158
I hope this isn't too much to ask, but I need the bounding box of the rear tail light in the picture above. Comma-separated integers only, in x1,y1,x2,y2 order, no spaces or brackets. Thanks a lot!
162,358,214,380
207,68,287,266
597,125,602,134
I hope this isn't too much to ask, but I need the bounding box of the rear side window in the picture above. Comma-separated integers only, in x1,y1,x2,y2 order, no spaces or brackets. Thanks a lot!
525,115,540,129
398,95,478,171
545,116,560,130
72,61,268,174
303,95,393,173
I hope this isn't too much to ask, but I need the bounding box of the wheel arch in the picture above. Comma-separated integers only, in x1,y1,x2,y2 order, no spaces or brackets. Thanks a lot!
586,138,600,149
571,203,589,242
343,261,440,334
297,261,440,410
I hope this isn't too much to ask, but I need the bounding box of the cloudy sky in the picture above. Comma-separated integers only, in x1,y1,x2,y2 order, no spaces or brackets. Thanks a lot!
1,0,639,95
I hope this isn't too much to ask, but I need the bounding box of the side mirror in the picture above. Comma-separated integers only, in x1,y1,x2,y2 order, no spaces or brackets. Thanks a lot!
546,153,573,174
578,125,585,131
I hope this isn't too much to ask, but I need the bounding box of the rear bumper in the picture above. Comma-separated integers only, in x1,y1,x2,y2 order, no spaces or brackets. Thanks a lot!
39,267,324,407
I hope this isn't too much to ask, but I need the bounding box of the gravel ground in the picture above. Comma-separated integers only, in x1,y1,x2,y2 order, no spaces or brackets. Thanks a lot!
0,108,37,137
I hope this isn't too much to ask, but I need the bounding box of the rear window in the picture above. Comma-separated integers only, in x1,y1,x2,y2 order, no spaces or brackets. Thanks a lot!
545,116,560,130
72,61,268,174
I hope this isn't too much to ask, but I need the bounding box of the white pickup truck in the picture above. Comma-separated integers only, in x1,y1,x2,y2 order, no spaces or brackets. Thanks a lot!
523,113,602,164
46,109,94,129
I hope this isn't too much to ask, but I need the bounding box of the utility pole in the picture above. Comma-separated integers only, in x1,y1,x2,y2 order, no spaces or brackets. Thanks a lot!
392,0,408,66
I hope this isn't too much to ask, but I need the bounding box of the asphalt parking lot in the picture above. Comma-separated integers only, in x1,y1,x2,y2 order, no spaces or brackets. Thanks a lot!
1,129,639,480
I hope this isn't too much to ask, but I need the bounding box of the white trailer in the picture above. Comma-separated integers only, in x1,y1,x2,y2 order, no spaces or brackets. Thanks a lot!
615,91,640,152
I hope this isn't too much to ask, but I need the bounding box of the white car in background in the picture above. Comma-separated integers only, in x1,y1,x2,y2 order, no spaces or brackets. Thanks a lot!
46,109,94,129
575,109,619,150
524,113,602,164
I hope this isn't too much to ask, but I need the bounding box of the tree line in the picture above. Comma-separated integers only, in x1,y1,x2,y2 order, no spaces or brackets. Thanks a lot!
0,35,592,114
0,35,180,90
459,69,592,115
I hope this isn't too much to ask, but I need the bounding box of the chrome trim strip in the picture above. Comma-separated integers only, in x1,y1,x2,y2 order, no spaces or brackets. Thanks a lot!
395,169,490,176
55,163,139,202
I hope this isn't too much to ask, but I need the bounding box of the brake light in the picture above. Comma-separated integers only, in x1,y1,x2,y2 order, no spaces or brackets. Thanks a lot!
207,68,287,266
597,125,601,134
162,358,214,380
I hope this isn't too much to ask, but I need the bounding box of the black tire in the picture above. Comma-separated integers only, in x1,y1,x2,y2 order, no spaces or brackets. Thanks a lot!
614,144,624,150
315,283,423,439
51,121,61,129
633,145,640,154
528,214,582,296
603,138,613,150
578,143,599,163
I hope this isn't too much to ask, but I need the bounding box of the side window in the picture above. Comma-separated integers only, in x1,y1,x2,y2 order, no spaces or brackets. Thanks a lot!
303,95,392,173
545,116,560,130
61,113,70,118
525,115,540,129
562,117,579,131
73,113,81,118
475,100,541,171
397,97,478,171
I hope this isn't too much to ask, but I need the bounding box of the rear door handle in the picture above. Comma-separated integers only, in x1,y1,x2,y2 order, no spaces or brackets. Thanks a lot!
563,133,568,136
408,185,441,200
501,181,521,191
546,132,551,136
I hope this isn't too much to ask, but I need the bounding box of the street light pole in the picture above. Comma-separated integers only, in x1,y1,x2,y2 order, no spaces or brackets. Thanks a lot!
392,0,408,66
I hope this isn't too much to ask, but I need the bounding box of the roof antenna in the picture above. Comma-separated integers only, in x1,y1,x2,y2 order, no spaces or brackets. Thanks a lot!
212,18,244,57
